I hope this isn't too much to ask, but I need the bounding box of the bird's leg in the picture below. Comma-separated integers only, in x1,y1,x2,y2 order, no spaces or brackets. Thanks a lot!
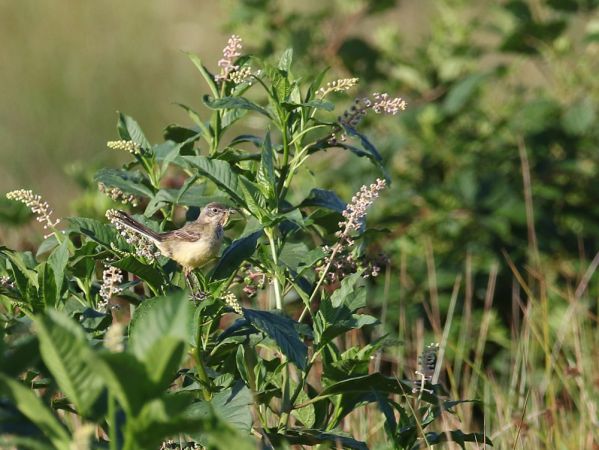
185,268,205,302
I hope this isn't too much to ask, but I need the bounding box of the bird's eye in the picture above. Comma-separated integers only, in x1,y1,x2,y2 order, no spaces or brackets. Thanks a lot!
212,207,219,213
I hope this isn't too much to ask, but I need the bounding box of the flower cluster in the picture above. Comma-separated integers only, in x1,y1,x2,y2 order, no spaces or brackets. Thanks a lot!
337,178,386,240
160,440,199,450
371,92,407,115
0,275,14,289
236,264,267,298
106,140,140,154
317,77,359,97
412,343,439,394
6,189,60,234
216,35,243,82
338,97,371,129
222,291,243,315
99,265,123,308
316,179,387,284
98,183,139,207
105,209,161,261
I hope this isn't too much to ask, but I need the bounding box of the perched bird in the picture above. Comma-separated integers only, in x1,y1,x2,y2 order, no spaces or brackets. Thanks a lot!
109,202,234,290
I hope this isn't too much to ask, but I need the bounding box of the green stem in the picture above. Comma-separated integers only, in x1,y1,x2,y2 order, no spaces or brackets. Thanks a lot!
298,242,342,322
108,393,118,450
265,228,283,310
194,319,212,401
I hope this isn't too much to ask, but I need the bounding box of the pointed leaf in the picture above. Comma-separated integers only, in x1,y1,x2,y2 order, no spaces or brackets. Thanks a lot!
117,112,150,149
211,230,263,280
243,309,307,369
0,374,70,449
203,95,272,119
35,310,105,415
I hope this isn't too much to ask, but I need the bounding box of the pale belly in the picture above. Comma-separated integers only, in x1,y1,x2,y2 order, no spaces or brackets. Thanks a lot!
160,238,222,269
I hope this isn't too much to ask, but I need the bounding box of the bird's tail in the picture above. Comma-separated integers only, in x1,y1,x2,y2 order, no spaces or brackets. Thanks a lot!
111,210,162,244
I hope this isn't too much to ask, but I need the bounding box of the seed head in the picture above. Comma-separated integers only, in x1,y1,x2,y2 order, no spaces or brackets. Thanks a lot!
222,291,243,315
106,140,141,154
6,189,60,232
99,265,123,308
317,77,359,97
371,92,407,115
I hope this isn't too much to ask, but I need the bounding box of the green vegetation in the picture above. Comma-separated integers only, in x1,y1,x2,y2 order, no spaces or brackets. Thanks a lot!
1,1,599,449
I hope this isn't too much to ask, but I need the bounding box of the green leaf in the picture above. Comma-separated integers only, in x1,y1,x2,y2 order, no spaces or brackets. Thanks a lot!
35,310,105,415
0,373,70,449
300,189,346,213
68,217,120,248
442,73,487,115
186,384,253,435
178,156,244,205
243,309,307,369
267,429,368,450
320,373,417,400
131,393,203,449
256,132,276,201
562,97,596,135
186,52,219,98
419,430,493,449
47,238,69,297
203,95,272,119
111,256,166,292
211,230,263,280
94,168,154,198
331,273,366,310
129,291,194,363
37,263,58,308
93,351,156,415
117,112,151,149
278,48,293,72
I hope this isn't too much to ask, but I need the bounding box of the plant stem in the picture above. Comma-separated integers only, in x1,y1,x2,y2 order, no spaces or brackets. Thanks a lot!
298,242,341,322
108,393,118,450
265,228,283,309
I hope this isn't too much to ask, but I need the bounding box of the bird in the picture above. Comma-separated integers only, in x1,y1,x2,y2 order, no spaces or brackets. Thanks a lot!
109,202,234,292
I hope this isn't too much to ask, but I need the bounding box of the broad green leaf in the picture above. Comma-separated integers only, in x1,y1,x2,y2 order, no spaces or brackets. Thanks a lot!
256,132,276,201
0,373,70,449
68,217,121,249
37,263,58,308
442,73,487,115
131,393,203,449
267,429,368,450
278,48,293,72
562,97,596,135
178,156,244,205
129,291,194,361
211,230,263,280
300,189,346,213
47,238,69,297
420,430,493,449
189,384,253,432
243,309,307,369
330,273,366,310
36,310,105,415
320,373,418,400
93,351,156,415
203,95,272,119
111,256,166,292
94,168,154,198
117,112,151,149
1,250,39,307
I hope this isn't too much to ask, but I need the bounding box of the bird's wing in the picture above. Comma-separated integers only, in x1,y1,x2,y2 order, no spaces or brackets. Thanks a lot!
168,226,203,242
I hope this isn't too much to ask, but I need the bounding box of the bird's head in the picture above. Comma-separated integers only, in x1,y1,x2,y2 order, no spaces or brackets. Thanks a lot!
199,202,236,226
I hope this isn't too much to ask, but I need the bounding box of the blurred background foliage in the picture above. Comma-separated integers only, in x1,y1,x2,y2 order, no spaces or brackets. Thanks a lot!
2,0,599,446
